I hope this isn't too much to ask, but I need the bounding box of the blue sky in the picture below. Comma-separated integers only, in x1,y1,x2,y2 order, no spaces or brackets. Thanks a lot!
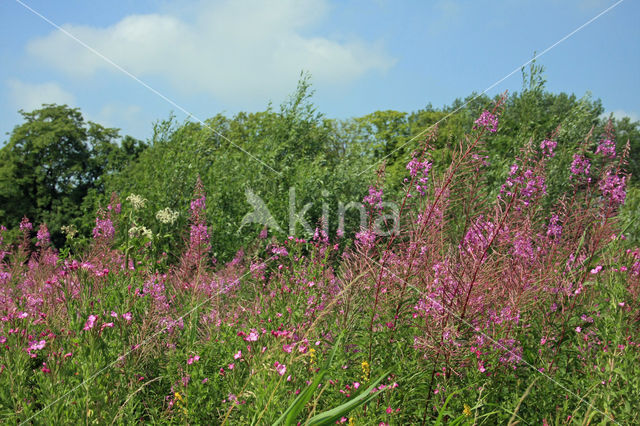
0,0,638,142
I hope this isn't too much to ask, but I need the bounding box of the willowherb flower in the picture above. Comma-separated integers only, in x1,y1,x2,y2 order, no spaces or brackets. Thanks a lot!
406,156,432,195
570,154,591,178
127,193,147,210
355,228,376,250
93,215,115,240
19,216,32,231
595,139,616,159
363,186,384,209
473,110,498,132
274,361,287,376
546,214,562,238
35,224,51,247
599,172,626,205
29,340,46,351
156,207,179,225
540,139,557,158
83,314,98,331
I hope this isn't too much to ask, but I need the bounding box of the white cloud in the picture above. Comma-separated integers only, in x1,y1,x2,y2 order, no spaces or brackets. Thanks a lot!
26,0,395,105
7,79,76,112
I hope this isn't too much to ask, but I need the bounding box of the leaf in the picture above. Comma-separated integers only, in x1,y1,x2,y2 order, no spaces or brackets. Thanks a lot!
306,369,391,426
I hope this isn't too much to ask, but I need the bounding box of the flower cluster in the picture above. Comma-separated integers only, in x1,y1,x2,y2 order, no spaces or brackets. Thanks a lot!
156,207,179,225
473,110,498,132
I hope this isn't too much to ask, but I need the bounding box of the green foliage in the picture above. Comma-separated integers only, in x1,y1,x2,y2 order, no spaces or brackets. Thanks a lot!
0,104,146,245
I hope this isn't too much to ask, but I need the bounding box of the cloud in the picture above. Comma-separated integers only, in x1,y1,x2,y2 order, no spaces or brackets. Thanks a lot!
26,0,395,105
7,79,76,112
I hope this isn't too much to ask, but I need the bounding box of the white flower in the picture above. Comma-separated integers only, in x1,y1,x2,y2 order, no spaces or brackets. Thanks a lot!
126,194,147,210
156,207,179,225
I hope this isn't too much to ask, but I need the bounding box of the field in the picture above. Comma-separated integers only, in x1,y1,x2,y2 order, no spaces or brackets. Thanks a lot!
1,96,639,425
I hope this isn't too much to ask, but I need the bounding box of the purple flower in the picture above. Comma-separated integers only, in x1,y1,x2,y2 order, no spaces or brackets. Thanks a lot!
29,340,46,350
473,110,498,132
36,224,51,247
595,139,616,158
546,214,562,238
274,361,287,376
19,217,33,231
83,314,98,331
599,172,626,205
570,154,591,178
363,186,384,209
540,140,557,158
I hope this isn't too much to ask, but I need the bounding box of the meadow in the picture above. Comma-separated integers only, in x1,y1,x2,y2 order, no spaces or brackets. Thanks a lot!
1,91,639,425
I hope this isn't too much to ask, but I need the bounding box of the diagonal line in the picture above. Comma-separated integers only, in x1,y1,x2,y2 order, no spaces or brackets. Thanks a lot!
374,260,620,424
356,0,625,177
13,0,281,176
18,255,279,425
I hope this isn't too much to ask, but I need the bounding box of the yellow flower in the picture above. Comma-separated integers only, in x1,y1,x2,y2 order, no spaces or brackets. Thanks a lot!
174,392,183,402
463,404,472,417
361,361,370,382
348,417,355,425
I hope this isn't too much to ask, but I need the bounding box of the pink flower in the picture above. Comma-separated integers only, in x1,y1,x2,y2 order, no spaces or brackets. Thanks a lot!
575,327,582,333
29,340,46,351
122,312,132,321
41,362,51,373
245,329,259,342
100,322,114,332
590,265,603,274
63,352,73,358
228,363,235,370
386,406,393,414
110,311,118,318
473,110,498,132
233,350,242,360
188,355,200,365
83,315,98,331
274,361,287,376
282,344,293,353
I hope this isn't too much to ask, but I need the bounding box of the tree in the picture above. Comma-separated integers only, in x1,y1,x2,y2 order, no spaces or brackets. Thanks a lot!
0,104,146,245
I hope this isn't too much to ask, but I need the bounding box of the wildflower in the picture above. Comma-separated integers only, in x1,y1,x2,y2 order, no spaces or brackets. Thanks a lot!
93,216,115,240
473,110,498,132
233,350,242,360
61,224,78,239
575,327,582,333
595,139,616,158
126,194,147,210
19,217,33,231
590,265,603,274
187,355,200,365
361,361,370,382
599,172,626,205
41,362,51,373
363,186,384,209
274,361,287,376
245,329,259,342
386,406,393,414
122,312,133,322
546,214,562,238
570,154,590,178
29,340,46,351
540,139,557,158
100,322,114,332
83,315,98,331
36,224,51,247
282,344,293,353
463,404,472,417
156,207,179,225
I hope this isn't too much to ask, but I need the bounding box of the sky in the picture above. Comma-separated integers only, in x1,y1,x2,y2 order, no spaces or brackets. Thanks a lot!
0,0,638,143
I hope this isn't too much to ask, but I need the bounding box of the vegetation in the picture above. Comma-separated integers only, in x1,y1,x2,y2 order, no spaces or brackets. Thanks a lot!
0,67,639,423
